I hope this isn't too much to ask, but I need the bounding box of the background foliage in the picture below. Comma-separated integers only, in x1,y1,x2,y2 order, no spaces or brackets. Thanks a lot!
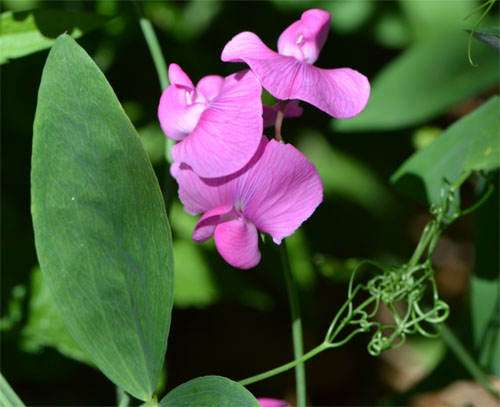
1,0,498,405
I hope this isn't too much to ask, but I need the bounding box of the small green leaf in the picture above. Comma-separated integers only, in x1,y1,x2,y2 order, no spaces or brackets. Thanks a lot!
468,26,500,52
22,267,92,365
335,34,499,132
391,96,499,204
0,9,112,64
159,376,260,407
31,34,173,401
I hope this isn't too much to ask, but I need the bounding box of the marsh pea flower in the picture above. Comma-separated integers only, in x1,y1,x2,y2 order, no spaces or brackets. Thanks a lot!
158,64,263,178
221,9,370,119
257,398,290,407
171,136,323,269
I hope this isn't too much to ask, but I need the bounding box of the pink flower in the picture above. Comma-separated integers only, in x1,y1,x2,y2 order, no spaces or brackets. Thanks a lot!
158,64,263,178
171,136,323,269
263,101,303,128
221,9,370,119
257,398,290,407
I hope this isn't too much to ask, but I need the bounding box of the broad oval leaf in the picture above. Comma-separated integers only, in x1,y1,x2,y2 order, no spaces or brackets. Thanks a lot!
31,34,174,401
0,9,111,64
335,33,499,132
159,376,260,407
391,95,499,204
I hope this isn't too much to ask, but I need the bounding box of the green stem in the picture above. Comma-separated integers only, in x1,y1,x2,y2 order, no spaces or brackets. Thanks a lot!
238,342,328,387
133,0,175,213
134,0,169,91
281,239,307,406
116,386,131,407
0,373,25,407
407,220,438,269
441,324,500,400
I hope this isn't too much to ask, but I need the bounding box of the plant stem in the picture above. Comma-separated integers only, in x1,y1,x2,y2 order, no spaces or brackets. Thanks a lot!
441,324,500,400
0,373,25,407
134,0,169,91
281,239,307,406
274,101,288,143
238,342,328,387
133,0,175,213
407,220,438,269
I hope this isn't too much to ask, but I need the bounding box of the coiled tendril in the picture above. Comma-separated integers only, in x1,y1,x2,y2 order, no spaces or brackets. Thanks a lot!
322,171,493,356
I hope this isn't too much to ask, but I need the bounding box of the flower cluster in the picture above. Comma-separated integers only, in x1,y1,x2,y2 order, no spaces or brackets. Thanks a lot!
158,9,370,269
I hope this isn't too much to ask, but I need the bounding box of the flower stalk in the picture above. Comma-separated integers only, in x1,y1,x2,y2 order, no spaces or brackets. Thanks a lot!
281,239,307,407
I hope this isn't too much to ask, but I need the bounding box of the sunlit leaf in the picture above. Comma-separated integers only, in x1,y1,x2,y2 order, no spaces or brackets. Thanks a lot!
391,96,499,204
0,9,111,64
335,34,499,132
159,376,260,407
31,34,173,401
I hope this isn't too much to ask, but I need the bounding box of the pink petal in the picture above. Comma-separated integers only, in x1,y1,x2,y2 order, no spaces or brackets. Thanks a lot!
263,100,303,128
171,69,263,178
277,9,331,64
257,398,290,407
168,63,194,88
172,137,268,215
242,139,323,244
221,32,370,119
192,204,234,242
214,219,261,269
158,84,206,141
196,75,224,102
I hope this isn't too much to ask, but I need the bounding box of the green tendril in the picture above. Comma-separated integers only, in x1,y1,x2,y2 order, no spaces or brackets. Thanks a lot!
238,171,494,390
466,0,496,67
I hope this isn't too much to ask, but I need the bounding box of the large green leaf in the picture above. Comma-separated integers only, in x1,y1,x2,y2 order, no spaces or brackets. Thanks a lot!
470,174,499,375
391,96,499,204
335,33,499,132
159,376,260,407
31,34,173,401
0,9,111,64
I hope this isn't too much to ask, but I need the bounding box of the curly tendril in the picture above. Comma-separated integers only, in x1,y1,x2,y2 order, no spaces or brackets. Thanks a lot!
322,171,493,356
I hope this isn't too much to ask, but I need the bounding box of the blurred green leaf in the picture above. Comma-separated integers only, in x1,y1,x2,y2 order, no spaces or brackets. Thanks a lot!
0,285,26,331
138,123,167,166
2,0,39,12
391,95,499,203
0,9,112,64
471,174,499,375
22,267,92,365
159,376,260,407
173,240,218,308
145,0,222,42
298,130,396,216
270,0,373,33
324,0,374,34
287,229,316,290
374,12,411,49
399,0,476,43
31,35,173,401
335,34,499,132
469,26,500,52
